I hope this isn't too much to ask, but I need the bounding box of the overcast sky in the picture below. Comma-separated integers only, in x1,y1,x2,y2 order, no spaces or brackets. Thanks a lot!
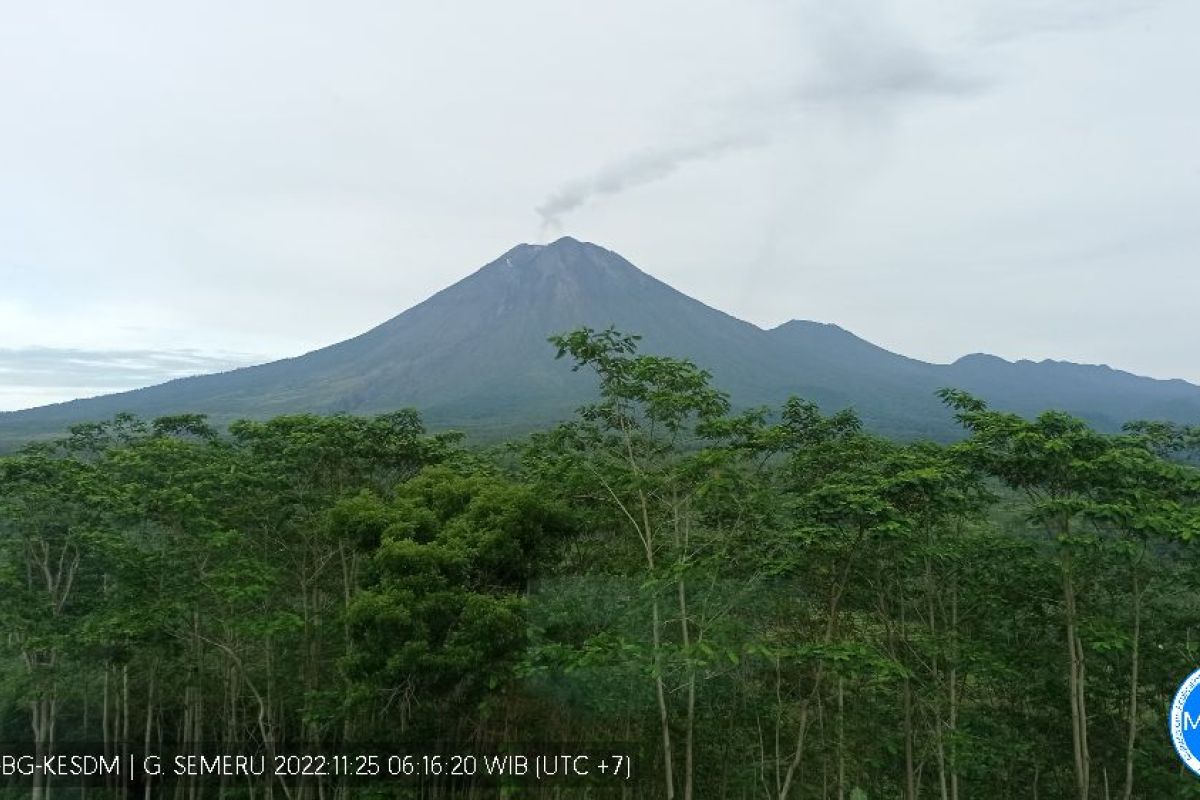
2,0,1197,411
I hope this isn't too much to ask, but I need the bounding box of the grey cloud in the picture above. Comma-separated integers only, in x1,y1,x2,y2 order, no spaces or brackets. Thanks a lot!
0,348,261,389
534,3,986,232
799,39,984,102
795,2,989,103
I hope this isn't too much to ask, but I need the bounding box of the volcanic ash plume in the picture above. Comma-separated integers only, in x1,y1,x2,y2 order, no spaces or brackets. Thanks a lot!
535,134,756,234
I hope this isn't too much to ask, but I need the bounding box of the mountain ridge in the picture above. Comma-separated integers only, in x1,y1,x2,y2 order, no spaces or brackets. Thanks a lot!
3,236,1198,444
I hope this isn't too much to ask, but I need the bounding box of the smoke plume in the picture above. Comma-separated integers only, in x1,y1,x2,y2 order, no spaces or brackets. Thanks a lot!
535,134,758,234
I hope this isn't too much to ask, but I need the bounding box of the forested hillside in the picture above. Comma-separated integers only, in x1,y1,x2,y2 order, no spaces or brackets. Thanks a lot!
2,328,1199,799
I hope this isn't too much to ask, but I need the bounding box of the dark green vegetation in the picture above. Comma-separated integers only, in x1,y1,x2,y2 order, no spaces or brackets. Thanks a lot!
3,328,1200,799
4,238,1200,450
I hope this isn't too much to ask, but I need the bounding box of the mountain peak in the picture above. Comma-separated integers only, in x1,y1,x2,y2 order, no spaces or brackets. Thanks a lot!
491,236,609,263
3,238,1199,446
773,319,845,334
480,236,646,287
537,235,615,260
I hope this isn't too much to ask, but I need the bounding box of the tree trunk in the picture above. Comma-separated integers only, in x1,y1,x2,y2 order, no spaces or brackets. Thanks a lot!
638,489,675,800
949,582,960,800
122,664,131,800
1122,568,1143,800
837,677,846,800
674,497,695,800
678,577,696,800
144,667,157,800
103,665,112,762
779,533,861,800
904,677,917,800
1062,562,1090,800
651,595,676,800
30,694,51,800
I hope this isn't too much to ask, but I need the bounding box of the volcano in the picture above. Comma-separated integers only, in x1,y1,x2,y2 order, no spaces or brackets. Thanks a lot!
4,236,1199,443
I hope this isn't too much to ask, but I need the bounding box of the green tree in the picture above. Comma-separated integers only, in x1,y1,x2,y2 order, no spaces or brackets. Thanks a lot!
941,389,1200,800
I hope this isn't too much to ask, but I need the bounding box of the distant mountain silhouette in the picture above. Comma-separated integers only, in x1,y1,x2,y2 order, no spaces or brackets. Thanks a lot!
3,236,1199,443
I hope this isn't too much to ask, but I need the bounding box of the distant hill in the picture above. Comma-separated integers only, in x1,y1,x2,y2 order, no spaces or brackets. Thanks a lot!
3,236,1199,445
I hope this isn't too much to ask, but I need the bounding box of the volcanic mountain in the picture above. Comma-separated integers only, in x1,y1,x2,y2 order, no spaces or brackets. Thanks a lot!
3,236,1199,443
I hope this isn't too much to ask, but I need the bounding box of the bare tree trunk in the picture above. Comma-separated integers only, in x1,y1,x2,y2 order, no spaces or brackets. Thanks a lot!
144,667,157,800
174,703,187,800
638,489,675,800
122,664,131,800
103,665,112,762
837,677,846,800
1122,568,1143,800
895,570,915,800
1062,562,1090,800
651,595,676,800
904,677,917,800
339,542,358,744
949,582,960,800
31,695,50,800
190,609,205,800
777,702,813,800
678,578,696,800
926,556,949,800
82,676,90,800
673,497,695,800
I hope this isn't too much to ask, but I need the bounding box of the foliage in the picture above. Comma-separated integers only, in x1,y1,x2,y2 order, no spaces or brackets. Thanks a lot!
1,333,1198,799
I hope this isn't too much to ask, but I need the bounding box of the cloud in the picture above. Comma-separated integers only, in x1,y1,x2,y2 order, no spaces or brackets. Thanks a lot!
0,347,260,390
784,0,993,109
972,0,1159,44
533,1,988,232
798,28,985,103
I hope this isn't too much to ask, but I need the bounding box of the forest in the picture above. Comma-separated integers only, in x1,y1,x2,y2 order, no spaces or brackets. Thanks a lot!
2,327,1200,800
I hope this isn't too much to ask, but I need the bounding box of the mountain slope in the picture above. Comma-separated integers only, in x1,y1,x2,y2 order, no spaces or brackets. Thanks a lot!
3,237,1199,443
